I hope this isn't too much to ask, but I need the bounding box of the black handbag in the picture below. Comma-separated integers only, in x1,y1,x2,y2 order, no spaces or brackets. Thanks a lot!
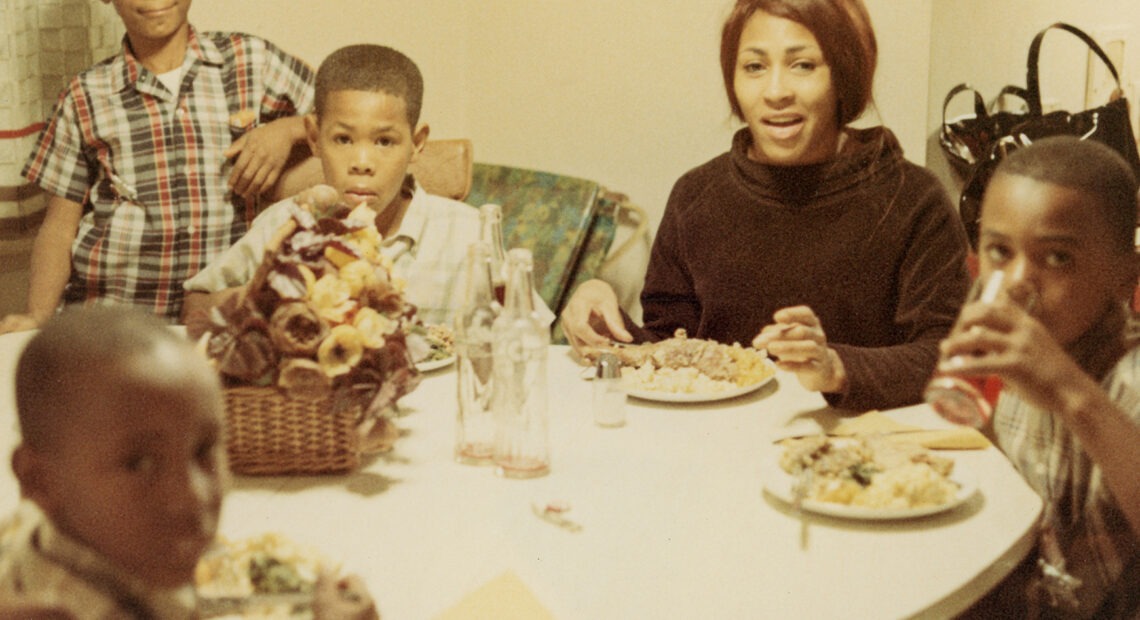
940,83,1031,179
957,22,1140,249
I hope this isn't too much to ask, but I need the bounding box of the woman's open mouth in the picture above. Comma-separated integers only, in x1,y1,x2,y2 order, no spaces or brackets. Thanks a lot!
762,115,805,141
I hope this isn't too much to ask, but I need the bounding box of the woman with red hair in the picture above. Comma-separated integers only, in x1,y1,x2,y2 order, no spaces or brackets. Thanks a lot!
562,0,970,410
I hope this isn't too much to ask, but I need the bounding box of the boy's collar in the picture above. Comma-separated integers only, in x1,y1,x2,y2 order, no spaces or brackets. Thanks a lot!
30,510,196,617
400,173,416,200
1067,301,1131,381
186,25,225,67
374,174,417,239
382,175,426,253
113,25,222,94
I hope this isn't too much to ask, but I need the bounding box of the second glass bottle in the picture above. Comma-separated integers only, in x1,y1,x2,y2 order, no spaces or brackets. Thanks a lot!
491,248,550,478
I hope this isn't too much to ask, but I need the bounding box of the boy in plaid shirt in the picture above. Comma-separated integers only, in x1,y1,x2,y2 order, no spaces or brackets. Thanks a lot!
948,137,1140,618
0,0,313,332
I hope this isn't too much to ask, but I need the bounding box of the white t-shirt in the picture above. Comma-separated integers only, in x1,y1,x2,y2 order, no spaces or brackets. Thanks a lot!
156,67,182,95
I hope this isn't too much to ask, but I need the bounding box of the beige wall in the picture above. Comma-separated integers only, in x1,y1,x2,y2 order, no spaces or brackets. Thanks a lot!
0,0,122,317
189,0,933,230
7,1,1138,317
926,0,1140,195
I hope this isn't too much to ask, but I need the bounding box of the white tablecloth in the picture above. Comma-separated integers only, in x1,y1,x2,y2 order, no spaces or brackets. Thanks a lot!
0,330,1042,619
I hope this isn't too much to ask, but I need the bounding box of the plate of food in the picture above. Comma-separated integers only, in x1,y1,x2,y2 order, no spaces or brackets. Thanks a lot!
195,532,325,617
763,435,978,520
417,355,456,372
414,323,456,372
585,329,776,403
623,370,774,403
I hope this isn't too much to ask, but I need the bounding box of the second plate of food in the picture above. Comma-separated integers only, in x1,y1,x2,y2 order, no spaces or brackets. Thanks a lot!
416,355,456,372
761,437,979,520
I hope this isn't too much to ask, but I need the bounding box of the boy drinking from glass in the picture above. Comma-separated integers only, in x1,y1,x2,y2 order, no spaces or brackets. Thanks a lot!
0,306,377,618
945,137,1140,618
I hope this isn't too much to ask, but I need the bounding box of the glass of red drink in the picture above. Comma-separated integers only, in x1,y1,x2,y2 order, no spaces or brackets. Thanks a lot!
924,270,1036,428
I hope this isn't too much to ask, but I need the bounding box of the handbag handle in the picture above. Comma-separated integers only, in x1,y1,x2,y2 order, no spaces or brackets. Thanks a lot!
994,85,1031,113
942,83,1031,129
941,83,987,128
1026,22,1123,116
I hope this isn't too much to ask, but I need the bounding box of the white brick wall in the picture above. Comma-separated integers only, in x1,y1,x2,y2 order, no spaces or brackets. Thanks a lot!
0,0,122,316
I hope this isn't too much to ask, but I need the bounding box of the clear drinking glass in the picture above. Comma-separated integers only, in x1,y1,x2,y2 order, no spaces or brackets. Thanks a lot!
923,270,1035,427
454,242,500,465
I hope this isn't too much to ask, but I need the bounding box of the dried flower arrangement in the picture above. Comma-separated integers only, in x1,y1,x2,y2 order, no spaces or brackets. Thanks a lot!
197,185,422,467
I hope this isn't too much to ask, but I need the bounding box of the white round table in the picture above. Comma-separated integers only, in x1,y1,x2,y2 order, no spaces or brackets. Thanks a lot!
0,330,1042,619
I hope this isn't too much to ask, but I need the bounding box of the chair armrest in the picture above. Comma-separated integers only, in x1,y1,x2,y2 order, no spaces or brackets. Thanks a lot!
266,139,475,204
409,139,474,201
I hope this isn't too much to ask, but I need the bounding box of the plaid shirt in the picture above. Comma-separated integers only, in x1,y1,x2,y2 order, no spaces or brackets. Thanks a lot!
23,27,314,321
0,502,196,619
992,346,1140,617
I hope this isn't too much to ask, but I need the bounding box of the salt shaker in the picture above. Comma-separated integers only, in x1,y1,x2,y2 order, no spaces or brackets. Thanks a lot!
593,353,626,428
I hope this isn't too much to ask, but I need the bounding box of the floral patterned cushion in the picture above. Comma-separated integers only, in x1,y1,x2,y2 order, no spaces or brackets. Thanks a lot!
465,164,618,331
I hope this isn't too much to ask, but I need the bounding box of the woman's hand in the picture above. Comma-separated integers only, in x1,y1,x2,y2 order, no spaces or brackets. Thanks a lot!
312,570,380,620
752,306,846,394
559,279,632,354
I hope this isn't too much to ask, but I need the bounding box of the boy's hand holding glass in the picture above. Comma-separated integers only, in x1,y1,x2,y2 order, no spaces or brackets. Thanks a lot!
925,271,1038,427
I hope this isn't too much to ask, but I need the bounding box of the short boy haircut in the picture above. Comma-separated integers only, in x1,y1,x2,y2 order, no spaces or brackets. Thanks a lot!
314,44,424,126
992,136,1139,254
15,306,186,452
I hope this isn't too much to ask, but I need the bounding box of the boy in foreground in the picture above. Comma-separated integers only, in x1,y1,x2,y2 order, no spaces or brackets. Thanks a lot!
0,306,377,618
946,137,1139,618
183,44,484,328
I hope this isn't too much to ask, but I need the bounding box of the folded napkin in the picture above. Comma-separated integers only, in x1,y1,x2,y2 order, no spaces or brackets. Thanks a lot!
435,571,555,620
882,428,991,450
831,410,990,450
831,410,921,436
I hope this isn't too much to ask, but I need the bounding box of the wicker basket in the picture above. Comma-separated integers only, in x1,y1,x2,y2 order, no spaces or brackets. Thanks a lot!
223,386,362,475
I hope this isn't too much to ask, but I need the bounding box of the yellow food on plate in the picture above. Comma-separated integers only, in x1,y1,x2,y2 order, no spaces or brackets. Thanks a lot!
426,323,455,358
410,323,455,364
778,435,959,510
196,532,328,617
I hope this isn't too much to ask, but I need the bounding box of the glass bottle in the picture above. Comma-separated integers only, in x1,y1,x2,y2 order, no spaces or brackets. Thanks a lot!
479,203,508,304
454,242,501,465
491,248,551,478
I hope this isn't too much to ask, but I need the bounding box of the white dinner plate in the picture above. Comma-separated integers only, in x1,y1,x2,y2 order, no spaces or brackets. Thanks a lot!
623,372,775,403
761,454,978,520
416,355,456,372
